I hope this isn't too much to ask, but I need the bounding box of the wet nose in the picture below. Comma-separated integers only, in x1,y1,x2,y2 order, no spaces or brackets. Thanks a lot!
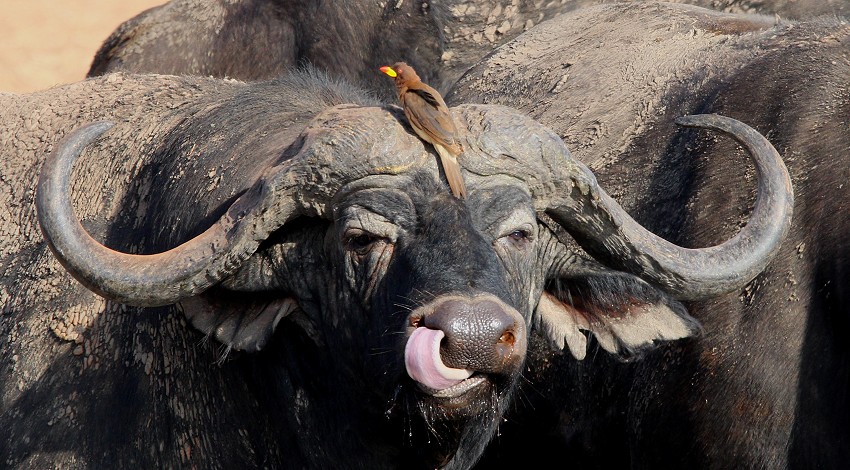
424,297,526,374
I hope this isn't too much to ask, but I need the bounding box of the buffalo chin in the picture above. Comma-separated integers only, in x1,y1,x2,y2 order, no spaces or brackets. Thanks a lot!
415,374,505,422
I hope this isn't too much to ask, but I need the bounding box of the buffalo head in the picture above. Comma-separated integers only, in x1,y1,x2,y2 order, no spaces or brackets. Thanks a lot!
36,102,792,468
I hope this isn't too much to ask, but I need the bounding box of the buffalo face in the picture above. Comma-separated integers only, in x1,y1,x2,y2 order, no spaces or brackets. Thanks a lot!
335,177,532,417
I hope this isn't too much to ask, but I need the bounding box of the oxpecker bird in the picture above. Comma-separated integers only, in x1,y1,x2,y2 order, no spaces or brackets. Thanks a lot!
380,62,467,199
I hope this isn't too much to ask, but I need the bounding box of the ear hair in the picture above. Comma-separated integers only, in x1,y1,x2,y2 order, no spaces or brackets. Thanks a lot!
535,291,590,360
535,273,701,360
179,293,301,353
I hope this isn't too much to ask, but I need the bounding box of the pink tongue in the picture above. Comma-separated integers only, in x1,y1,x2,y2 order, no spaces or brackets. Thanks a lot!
404,327,472,390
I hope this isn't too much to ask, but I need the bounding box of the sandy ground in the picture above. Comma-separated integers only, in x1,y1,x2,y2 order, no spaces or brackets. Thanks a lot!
0,0,166,93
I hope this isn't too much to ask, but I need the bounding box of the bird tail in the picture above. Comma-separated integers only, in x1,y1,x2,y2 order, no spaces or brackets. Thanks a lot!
434,144,467,199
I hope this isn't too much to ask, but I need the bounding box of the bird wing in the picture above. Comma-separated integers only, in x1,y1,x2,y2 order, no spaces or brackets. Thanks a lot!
403,87,461,153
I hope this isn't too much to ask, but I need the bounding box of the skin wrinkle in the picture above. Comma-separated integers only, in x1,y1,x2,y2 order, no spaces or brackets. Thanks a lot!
363,237,394,302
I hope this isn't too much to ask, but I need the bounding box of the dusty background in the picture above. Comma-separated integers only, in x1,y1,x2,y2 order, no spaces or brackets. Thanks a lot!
0,0,165,93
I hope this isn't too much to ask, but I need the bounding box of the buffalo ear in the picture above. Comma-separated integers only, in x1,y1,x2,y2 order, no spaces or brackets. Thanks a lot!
179,292,301,353
534,273,701,360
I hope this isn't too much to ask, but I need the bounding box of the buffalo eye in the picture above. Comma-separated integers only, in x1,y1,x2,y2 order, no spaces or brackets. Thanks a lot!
494,224,536,251
501,228,532,249
508,230,529,241
343,229,383,256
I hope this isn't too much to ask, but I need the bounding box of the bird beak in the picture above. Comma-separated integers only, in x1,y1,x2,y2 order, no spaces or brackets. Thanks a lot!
379,66,398,78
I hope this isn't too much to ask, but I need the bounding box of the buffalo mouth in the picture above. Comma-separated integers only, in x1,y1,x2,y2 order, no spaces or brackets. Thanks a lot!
416,376,497,418
402,294,527,413
404,327,499,413
405,327,473,390
405,326,492,404
428,376,488,399
412,374,500,418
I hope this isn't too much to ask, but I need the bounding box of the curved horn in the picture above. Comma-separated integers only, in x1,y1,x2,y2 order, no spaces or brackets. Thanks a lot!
36,107,429,308
545,114,793,300
36,121,307,307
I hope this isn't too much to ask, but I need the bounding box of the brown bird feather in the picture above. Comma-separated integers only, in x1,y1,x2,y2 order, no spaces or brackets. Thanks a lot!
380,62,467,198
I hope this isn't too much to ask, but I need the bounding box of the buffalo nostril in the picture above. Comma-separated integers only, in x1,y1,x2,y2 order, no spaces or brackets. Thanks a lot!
421,298,526,373
499,330,515,346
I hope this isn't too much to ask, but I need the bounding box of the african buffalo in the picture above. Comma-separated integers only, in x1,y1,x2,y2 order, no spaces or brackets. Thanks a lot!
447,3,850,468
1,61,790,468
86,0,577,97
86,0,849,98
